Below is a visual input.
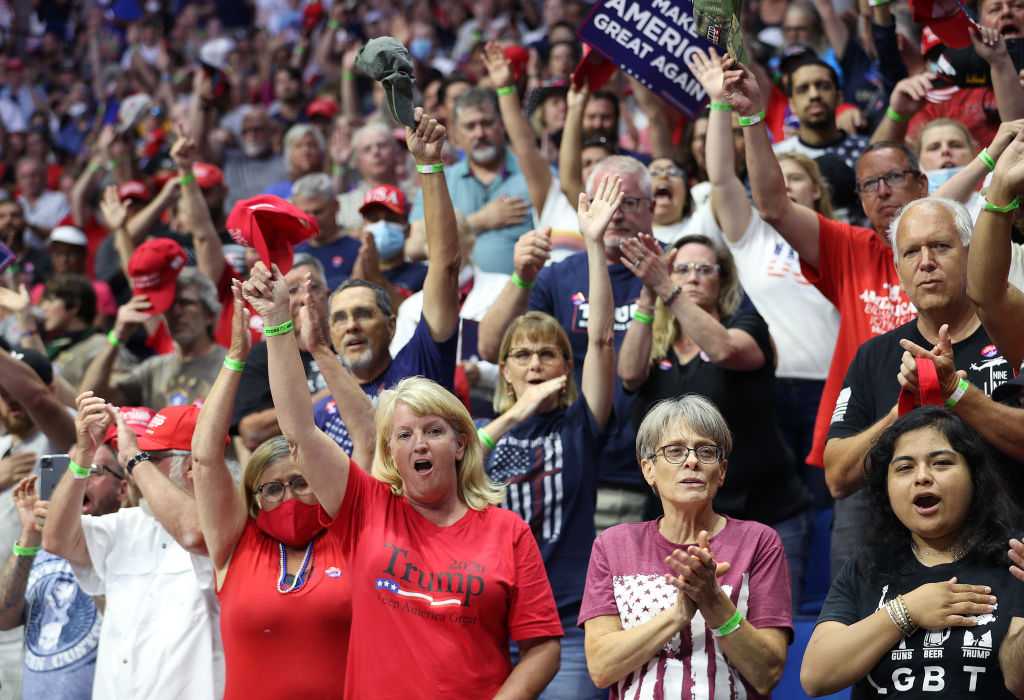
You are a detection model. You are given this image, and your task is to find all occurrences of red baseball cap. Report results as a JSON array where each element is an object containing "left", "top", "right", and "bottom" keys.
[
  {"left": 503, "top": 45, "right": 529, "bottom": 82},
  {"left": 104, "top": 406, "right": 157, "bottom": 451},
  {"left": 306, "top": 97, "right": 339, "bottom": 119},
  {"left": 572, "top": 43, "right": 617, "bottom": 92},
  {"left": 192, "top": 162, "right": 224, "bottom": 189},
  {"left": 118, "top": 180, "right": 152, "bottom": 202},
  {"left": 127, "top": 238, "right": 189, "bottom": 315},
  {"left": 226, "top": 194, "right": 319, "bottom": 273},
  {"left": 911, "top": 0, "right": 976, "bottom": 50},
  {"left": 137, "top": 405, "right": 200, "bottom": 451},
  {"left": 359, "top": 184, "right": 408, "bottom": 217}
]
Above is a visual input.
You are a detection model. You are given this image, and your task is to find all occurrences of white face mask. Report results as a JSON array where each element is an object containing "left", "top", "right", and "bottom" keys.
[{"left": 925, "top": 166, "right": 964, "bottom": 193}]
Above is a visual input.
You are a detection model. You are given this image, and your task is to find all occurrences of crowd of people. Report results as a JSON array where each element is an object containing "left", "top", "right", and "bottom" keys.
[{"left": 0, "top": 0, "right": 1023, "bottom": 698}]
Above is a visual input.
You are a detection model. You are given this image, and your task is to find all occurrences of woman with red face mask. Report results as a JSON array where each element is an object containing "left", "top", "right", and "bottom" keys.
[{"left": 190, "top": 279, "right": 374, "bottom": 699}]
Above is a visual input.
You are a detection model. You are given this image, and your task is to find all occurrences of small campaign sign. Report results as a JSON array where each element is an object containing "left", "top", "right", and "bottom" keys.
[{"left": 579, "top": 0, "right": 715, "bottom": 117}]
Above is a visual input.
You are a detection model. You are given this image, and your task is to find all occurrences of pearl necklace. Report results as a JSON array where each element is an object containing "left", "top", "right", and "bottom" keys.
[{"left": 276, "top": 541, "right": 314, "bottom": 594}]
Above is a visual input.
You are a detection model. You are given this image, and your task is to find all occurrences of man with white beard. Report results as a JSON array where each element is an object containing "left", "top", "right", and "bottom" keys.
[
  {"left": 217, "top": 107, "right": 290, "bottom": 208},
  {"left": 408, "top": 88, "right": 533, "bottom": 274}
]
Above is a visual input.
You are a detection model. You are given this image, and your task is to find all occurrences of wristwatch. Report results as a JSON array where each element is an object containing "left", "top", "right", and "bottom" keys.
[{"left": 124, "top": 451, "right": 153, "bottom": 476}]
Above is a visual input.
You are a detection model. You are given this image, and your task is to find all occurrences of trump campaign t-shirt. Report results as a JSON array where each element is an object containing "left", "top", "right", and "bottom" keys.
[
  {"left": 313, "top": 316, "right": 457, "bottom": 454},
  {"left": 802, "top": 214, "right": 916, "bottom": 466},
  {"left": 578, "top": 518, "right": 792, "bottom": 700},
  {"left": 336, "top": 465, "right": 563, "bottom": 699}
]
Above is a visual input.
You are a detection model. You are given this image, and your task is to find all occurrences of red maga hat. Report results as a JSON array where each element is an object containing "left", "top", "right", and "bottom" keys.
[
  {"left": 911, "top": 0, "right": 976, "bottom": 50},
  {"left": 192, "top": 162, "right": 225, "bottom": 189},
  {"left": 127, "top": 238, "right": 189, "bottom": 315},
  {"left": 137, "top": 405, "right": 200, "bottom": 452},
  {"left": 118, "top": 180, "right": 152, "bottom": 202},
  {"left": 503, "top": 45, "right": 529, "bottom": 82},
  {"left": 226, "top": 194, "right": 319, "bottom": 273},
  {"left": 104, "top": 406, "right": 157, "bottom": 451},
  {"left": 306, "top": 97, "right": 339, "bottom": 119},
  {"left": 359, "top": 184, "right": 408, "bottom": 217}
]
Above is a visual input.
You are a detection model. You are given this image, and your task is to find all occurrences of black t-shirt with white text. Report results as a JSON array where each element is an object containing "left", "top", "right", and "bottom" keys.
[{"left": 819, "top": 555, "right": 1024, "bottom": 698}]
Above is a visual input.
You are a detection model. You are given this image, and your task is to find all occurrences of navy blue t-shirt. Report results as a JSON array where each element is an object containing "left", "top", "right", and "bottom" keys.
[
  {"left": 529, "top": 253, "right": 644, "bottom": 486},
  {"left": 313, "top": 316, "right": 458, "bottom": 452},
  {"left": 384, "top": 260, "right": 428, "bottom": 296},
  {"left": 482, "top": 396, "right": 605, "bottom": 620},
  {"left": 294, "top": 235, "right": 362, "bottom": 291}
]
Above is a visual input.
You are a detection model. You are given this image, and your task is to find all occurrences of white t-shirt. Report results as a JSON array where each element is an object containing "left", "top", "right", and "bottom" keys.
[
  {"left": 391, "top": 266, "right": 508, "bottom": 402},
  {"left": 536, "top": 178, "right": 582, "bottom": 264},
  {"left": 721, "top": 208, "right": 840, "bottom": 380},
  {"left": 71, "top": 507, "right": 224, "bottom": 700},
  {"left": 653, "top": 201, "right": 725, "bottom": 246},
  {"left": 963, "top": 191, "right": 1024, "bottom": 290}
]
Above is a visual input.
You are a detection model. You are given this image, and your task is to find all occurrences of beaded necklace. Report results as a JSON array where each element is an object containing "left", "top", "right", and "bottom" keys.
[{"left": 276, "top": 541, "right": 314, "bottom": 594}]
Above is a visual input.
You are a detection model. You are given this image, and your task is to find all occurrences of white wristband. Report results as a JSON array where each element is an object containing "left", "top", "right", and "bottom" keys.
[{"left": 945, "top": 378, "right": 970, "bottom": 409}]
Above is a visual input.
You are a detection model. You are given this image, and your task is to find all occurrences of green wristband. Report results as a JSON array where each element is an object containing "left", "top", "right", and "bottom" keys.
[
  {"left": 885, "top": 106, "right": 907, "bottom": 123},
  {"left": 983, "top": 195, "right": 1022, "bottom": 213},
  {"left": 496, "top": 86, "right": 516, "bottom": 97},
  {"left": 632, "top": 310, "right": 654, "bottom": 325},
  {"left": 416, "top": 163, "right": 444, "bottom": 174},
  {"left": 709, "top": 101, "right": 732, "bottom": 112},
  {"left": 477, "top": 428, "right": 497, "bottom": 450},
  {"left": 712, "top": 609, "right": 744, "bottom": 637},
  {"left": 223, "top": 357, "right": 246, "bottom": 373},
  {"left": 945, "top": 377, "right": 970, "bottom": 408},
  {"left": 737, "top": 110, "right": 764, "bottom": 127},
  {"left": 978, "top": 148, "right": 996, "bottom": 172},
  {"left": 12, "top": 542, "right": 39, "bottom": 557},
  {"left": 107, "top": 330, "right": 120, "bottom": 347},
  {"left": 263, "top": 320, "right": 295, "bottom": 337},
  {"left": 68, "top": 459, "right": 91, "bottom": 480},
  {"left": 328, "top": 19, "right": 340, "bottom": 30},
  {"left": 342, "top": 70, "right": 355, "bottom": 81},
  {"left": 179, "top": 172, "right": 196, "bottom": 186},
  {"left": 511, "top": 272, "right": 533, "bottom": 290}
]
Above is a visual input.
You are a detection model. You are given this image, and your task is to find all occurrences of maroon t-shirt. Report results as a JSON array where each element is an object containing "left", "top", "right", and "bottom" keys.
[{"left": 578, "top": 517, "right": 793, "bottom": 699}]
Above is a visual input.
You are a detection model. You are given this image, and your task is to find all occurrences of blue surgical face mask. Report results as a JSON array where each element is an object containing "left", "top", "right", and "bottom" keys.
[
  {"left": 410, "top": 37, "right": 433, "bottom": 62},
  {"left": 367, "top": 220, "right": 406, "bottom": 260},
  {"left": 925, "top": 166, "right": 964, "bottom": 194}
]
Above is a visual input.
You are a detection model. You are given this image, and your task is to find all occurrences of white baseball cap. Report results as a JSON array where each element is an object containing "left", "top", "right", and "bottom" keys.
[{"left": 48, "top": 226, "right": 88, "bottom": 247}]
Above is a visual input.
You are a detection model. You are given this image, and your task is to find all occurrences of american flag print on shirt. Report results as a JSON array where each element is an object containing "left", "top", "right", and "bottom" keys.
[
  {"left": 610, "top": 573, "right": 753, "bottom": 699},
  {"left": 489, "top": 433, "right": 565, "bottom": 544}
]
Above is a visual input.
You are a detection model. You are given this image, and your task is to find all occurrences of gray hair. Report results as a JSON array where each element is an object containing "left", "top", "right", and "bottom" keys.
[
  {"left": 284, "top": 124, "right": 326, "bottom": 163},
  {"left": 177, "top": 267, "right": 222, "bottom": 317},
  {"left": 291, "top": 252, "right": 326, "bottom": 281},
  {"left": 168, "top": 453, "right": 191, "bottom": 488},
  {"left": 452, "top": 87, "right": 499, "bottom": 127},
  {"left": 887, "top": 196, "right": 973, "bottom": 264},
  {"left": 292, "top": 172, "right": 335, "bottom": 201},
  {"left": 329, "top": 278, "right": 394, "bottom": 318},
  {"left": 635, "top": 395, "right": 733, "bottom": 464},
  {"left": 587, "top": 155, "right": 652, "bottom": 198},
  {"left": 352, "top": 121, "right": 394, "bottom": 150}
]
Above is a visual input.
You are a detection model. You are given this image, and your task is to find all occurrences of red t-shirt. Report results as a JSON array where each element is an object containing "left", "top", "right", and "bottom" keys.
[
  {"left": 800, "top": 214, "right": 916, "bottom": 466},
  {"left": 907, "top": 87, "right": 999, "bottom": 151},
  {"left": 217, "top": 518, "right": 351, "bottom": 699},
  {"left": 337, "top": 465, "right": 562, "bottom": 699}
]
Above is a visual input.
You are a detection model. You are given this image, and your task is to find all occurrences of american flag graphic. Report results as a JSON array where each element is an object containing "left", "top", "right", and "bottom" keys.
[
  {"left": 375, "top": 578, "right": 461, "bottom": 607},
  {"left": 609, "top": 573, "right": 752, "bottom": 699},
  {"left": 490, "top": 434, "right": 565, "bottom": 544}
]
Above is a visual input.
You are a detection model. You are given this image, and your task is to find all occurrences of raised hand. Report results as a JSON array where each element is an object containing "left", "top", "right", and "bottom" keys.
[
  {"left": 991, "top": 128, "right": 1024, "bottom": 198},
  {"left": 73, "top": 391, "right": 112, "bottom": 462},
  {"left": 721, "top": 60, "right": 762, "bottom": 115},
  {"left": 1010, "top": 538, "right": 1024, "bottom": 582},
  {"left": 688, "top": 47, "right": 728, "bottom": 102},
  {"left": 508, "top": 375, "right": 567, "bottom": 422},
  {"left": 170, "top": 122, "right": 198, "bottom": 171},
  {"left": 970, "top": 24, "right": 1009, "bottom": 65},
  {"left": 100, "top": 185, "right": 129, "bottom": 231},
  {"left": 228, "top": 279, "right": 251, "bottom": 362},
  {"left": 578, "top": 175, "right": 624, "bottom": 244},
  {"left": 242, "top": 262, "right": 290, "bottom": 326},
  {"left": 13, "top": 475, "right": 40, "bottom": 534},
  {"left": 902, "top": 577, "right": 997, "bottom": 630},
  {"left": 889, "top": 73, "right": 936, "bottom": 119},
  {"left": 297, "top": 273, "right": 331, "bottom": 353},
  {"left": 898, "top": 324, "right": 964, "bottom": 398},
  {"left": 0, "top": 284, "right": 30, "bottom": 315},
  {"left": 512, "top": 227, "right": 552, "bottom": 284},
  {"left": 621, "top": 235, "right": 673, "bottom": 297},
  {"left": 482, "top": 41, "right": 514, "bottom": 88},
  {"left": 405, "top": 107, "right": 446, "bottom": 164},
  {"left": 0, "top": 453, "right": 36, "bottom": 493},
  {"left": 567, "top": 81, "right": 589, "bottom": 112}
]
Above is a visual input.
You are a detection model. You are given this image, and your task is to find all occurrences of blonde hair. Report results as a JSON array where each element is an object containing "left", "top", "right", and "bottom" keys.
[
  {"left": 778, "top": 152, "right": 834, "bottom": 219},
  {"left": 493, "top": 311, "right": 577, "bottom": 414},
  {"left": 242, "top": 436, "right": 293, "bottom": 518},
  {"left": 916, "top": 118, "right": 977, "bottom": 159},
  {"left": 374, "top": 377, "right": 504, "bottom": 510},
  {"left": 650, "top": 235, "right": 744, "bottom": 363}
]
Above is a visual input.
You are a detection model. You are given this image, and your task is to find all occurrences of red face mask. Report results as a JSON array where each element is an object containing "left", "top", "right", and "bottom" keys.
[{"left": 255, "top": 498, "right": 330, "bottom": 548}]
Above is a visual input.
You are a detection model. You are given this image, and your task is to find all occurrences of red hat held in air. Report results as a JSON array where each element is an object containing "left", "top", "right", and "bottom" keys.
[{"left": 227, "top": 194, "right": 319, "bottom": 273}]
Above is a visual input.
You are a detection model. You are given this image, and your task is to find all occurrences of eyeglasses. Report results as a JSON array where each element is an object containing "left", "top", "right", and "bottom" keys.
[
  {"left": 619, "top": 196, "right": 652, "bottom": 212},
  {"left": 672, "top": 262, "right": 720, "bottom": 278},
  {"left": 856, "top": 169, "right": 919, "bottom": 195},
  {"left": 89, "top": 464, "right": 126, "bottom": 480},
  {"left": 651, "top": 444, "right": 723, "bottom": 464},
  {"left": 649, "top": 166, "right": 684, "bottom": 179},
  {"left": 506, "top": 347, "right": 564, "bottom": 366},
  {"left": 255, "top": 475, "right": 312, "bottom": 503}
]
